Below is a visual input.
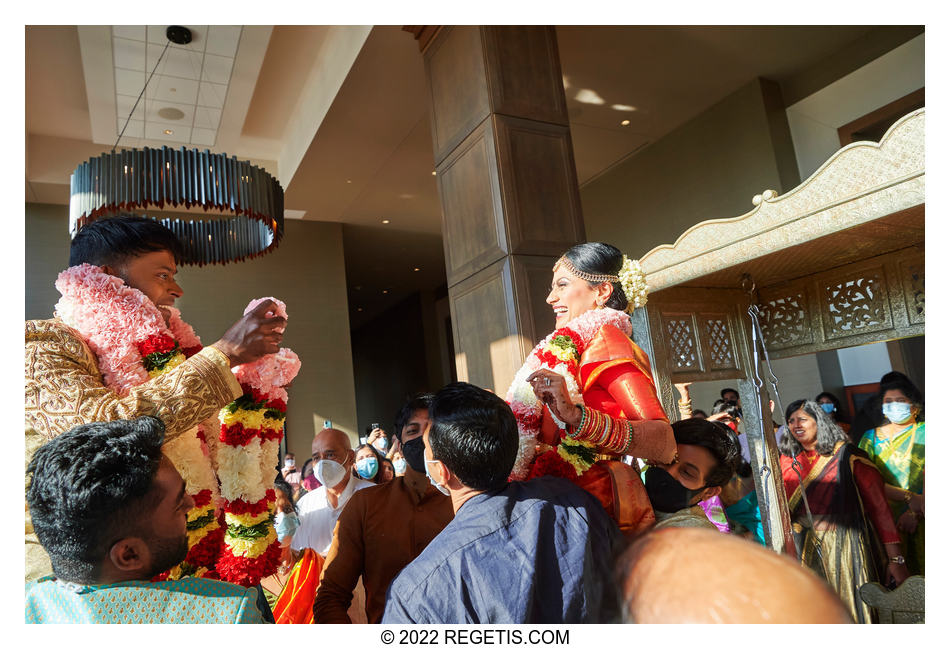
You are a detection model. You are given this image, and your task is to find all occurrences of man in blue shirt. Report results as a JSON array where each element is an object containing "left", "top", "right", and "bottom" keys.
[
  {"left": 382, "top": 382, "right": 622, "bottom": 623},
  {"left": 25, "top": 416, "right": 264, "bottom": 623}
]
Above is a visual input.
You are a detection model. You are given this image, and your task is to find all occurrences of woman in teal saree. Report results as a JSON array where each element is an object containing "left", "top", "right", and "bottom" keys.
[{"left": 858, "top": 375, "right": 925, "bottom": 575}]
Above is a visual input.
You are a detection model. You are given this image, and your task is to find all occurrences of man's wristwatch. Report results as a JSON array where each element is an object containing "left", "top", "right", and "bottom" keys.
[{"left": 889, "top": 555, "right": 906, "bottom": 565}]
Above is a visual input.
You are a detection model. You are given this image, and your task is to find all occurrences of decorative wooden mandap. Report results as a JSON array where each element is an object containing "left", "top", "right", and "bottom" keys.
[{"left": 631, "top": 108, "right": 925, "bottom": 553}]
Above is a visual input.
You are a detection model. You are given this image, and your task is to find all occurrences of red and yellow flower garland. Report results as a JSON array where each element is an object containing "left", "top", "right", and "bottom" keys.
[
  {"left": 214, "top": 388, "right": 283, "bottom": 586},
  {"left": 213, "top": 299, "right": 300, "bottom": 588}
]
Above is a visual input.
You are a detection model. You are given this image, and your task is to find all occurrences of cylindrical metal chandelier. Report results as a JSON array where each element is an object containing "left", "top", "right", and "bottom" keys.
[
  {"left": 69, "top": 146, "right": 284, "bottom": 266},
  {"left": 68, "top": 25, "right": 285, "bottom": 266}
]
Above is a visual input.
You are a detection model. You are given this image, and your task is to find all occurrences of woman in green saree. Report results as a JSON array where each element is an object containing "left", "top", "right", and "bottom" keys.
[{"left": 858, "top": 375, "right": 925, "bottom": 574}]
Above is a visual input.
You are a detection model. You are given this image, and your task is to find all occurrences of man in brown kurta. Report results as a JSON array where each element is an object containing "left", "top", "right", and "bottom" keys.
[{"left": 313, "top": 395, "right": 454, "bottom": 623}]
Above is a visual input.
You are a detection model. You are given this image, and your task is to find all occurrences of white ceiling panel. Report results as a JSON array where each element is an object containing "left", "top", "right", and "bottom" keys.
[
  {"left": 115, "top": 68, "right": 145, "bottom": 95},
  {"left": 115, "top": 94, "right": 146, "bottom": 121},
  {"left": 197, "top": 81, "right": 228, "bottom": 108},
  {"left": 147, "top": 75, "right": 200, "bottom": 105},
  {"left": 113, "top": 37, "right": 145, "bottom": 71},
  {"left": 193, "top": 106, "right": 221, "bottom": 130},
  {"left": 112, "top": 25, "right": 145, "bottom": 41},
  {"left": 205, "top": 26, "right": 242, "bottom": 57},
  {"left": 201, "top": 54, "right": 234, "bottom": 85},
  {"left": 116, "top": 118, "right": 145, "bottom": 139},
  {"left": 190, "top": 128, "right": 217, "bottom": 147},
  {"left": 147, "top": 45, "right": 204, "bottom": 80}
]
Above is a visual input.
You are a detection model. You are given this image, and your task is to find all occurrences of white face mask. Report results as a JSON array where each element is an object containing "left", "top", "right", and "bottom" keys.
[
  {"left": 284, "top": 458, "right": 295, "bottom": 468},
  {"left": 373, "top": 437, "right": 388, "bottom": 451},
  {"left": 424, "top": 458, "right": 451, "bottom": 496},
  {"left": 315, "top": 459, "right": 347, "bottom": 489}
]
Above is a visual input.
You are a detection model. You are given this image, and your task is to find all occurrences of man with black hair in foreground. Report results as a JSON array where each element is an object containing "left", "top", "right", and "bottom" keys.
[
  {"left": 382, "top": 382, "right": 621, "bottom": 623},
  {"left": 643, "top": 417, "right": 743, "bottom": 530},
  {"left": 25, "top": 416, "right": 264, "bottom": 623}
]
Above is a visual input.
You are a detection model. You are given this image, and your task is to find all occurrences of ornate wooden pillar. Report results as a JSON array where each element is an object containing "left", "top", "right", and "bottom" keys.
[{"left": 408, "top": 26, "right": 585, "bottom": 393}]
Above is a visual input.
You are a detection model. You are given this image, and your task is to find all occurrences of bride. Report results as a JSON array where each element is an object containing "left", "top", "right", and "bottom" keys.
[{"left": 505, "top": 242, "right": 676, "bottom": 534}]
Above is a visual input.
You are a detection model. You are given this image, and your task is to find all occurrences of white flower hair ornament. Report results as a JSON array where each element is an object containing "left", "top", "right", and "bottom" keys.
[{"left": 619, "top": 255, "right": 648, "bottom": 311}]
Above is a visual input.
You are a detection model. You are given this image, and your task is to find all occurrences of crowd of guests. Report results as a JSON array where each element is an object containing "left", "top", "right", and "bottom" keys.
[
  {"left": 23, "top": 217, "right": 924, "bottom": 624},
  {"left": 674, "top": 373, "right": 926, "bottom": 623},
  {"left": 26, "top": 372, "right": 923, "bottom": 624}
]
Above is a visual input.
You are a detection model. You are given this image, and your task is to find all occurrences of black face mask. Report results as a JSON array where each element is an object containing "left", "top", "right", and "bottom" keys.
[
  {"left": 644, "top": 466, "right": 707, "bottom": 514},
  {"left": 401, "top": 436, "right": 426, "bottom": 474}
]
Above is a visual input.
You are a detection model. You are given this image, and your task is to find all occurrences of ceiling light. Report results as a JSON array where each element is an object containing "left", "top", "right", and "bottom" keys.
[
  {"left": 574, "top": 89, "right": 605, "bottom": 105},
  {"left": 158, "top": 107, "right": 185, "bottom": 121},
  {"left": 357, "top": 307, "right": 363, "bottom": 312},
  {"left": 69, "top": 25, "right": 284, "bottom": 267},
  {"left": 382, "top": 219, "right": 390, "bottom": 224},
  {"left": 346, "top": 179, "right": 352, "bottom": 184},
  {"left": 431, "top": 171, "right": 437, "bottom": 176},
  {"left": 413, "top": 267, "right": 420, "bottom": 272},
  {"left": 611, "top": 104, "right": 637, "bottom": 112},
  {"left": 620, "top": 120, "right": 630, "bottom": 127},
  {"left": 382, "top": 290, "right": 388, "bottom": 294}
]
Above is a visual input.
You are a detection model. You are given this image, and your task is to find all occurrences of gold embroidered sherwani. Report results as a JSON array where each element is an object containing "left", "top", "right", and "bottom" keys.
[{"left": 25, "top": 318, "right": 242, "bottom": 581}]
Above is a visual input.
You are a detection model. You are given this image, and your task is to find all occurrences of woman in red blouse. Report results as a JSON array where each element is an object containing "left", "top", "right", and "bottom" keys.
[{"left": 780, "top": 399, "right": 909, "bottom": 623}]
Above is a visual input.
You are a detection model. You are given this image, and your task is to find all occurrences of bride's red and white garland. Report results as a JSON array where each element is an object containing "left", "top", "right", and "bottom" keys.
[
  {"left": 504, "top": 307, "right": 633, "bottom": 480},
  {"left": 213, "top": 298, "right": 301, "bottom": 587},
  {"left": 55, "top": 264, "right": 222, "bottom": 579}
]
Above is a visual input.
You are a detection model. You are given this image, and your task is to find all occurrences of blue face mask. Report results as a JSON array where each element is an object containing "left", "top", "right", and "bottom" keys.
[
  {"left": 356, "top": 457, "right": 378, "bottom": 480},
  {"left": 820, "top": 403, "right": 835, "bottom": 414},
  {"left": 425, "top": 457, "right": 451, "bottom": 496},
  {"left": 393, "top": 458, "right": 407, "bottom": 474},
  {"left": 883, "top": 402, "right": 914, "bottom": 424}
]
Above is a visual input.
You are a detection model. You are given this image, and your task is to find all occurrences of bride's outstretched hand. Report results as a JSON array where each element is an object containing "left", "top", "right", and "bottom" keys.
[{"left": 527, "top": 369, "right": 582, "bottom": 427}]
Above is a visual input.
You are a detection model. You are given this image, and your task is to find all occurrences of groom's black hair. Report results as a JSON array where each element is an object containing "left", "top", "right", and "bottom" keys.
[{"left": 70, "top": 214, "right": 185, "bottom": 267}]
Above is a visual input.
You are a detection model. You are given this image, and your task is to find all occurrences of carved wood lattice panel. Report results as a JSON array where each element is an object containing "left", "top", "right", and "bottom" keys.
[
  {"left": 703, "top": 316, "right": 737, "bottom": 370},
  {"left": 822, "top": 268, "right": 891, "bottom": 339},
  {"left": 663, "top": 315, "right": 700, "bottom": 372},
  {"left": 901, "top": 260, "right": 925, "bottom": 325},
  {"left": 759, "top": 290, "right": 812, "bottom": 349}
]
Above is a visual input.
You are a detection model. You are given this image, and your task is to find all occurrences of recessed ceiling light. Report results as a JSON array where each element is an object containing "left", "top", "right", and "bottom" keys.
[
  {"left": 413, "top": 267, "right": 420, "bottom": 272},
  {"left": 383, "top": 289, "right": 388, "bottom": 294},
  {"left": 346, "top": 179, "right": 352, "bottom": 184},
  {"left": 382, "top": 219, "right": 390, "bottom": 224},
  {"left": 164, "top": 129, "right": 173, "bottom": 135},
  {"left": 620, "top": 120, "right": 630, "bottom": 126},
  {"left": 357, "top": 307, "right": 363, "bottom": 312},
  {"left": 431, "top": 171, "right": 436, "bottom": 176},
  {"left": 158, "top": 107, "right": 185, "bottom": 121}
]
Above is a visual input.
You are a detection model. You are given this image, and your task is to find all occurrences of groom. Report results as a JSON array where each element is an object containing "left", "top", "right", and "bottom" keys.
[{"left": 25, "top": 215, "right": 285, "bottom": 581}]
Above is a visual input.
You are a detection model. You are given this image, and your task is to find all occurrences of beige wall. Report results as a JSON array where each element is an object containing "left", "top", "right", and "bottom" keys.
[
  {"left": 25, "top": 203, "right": 358, "bottom": 463},
  {"left": 580, "top": 78, "right": 799, "bottom": 259}
]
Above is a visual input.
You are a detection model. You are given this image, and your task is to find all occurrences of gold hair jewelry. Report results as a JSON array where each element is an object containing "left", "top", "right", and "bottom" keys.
[
  {"left": 555, "top": 253, "right": 650, "bottom": 312},
  {"left": 554, "top": 255, "right": 619, "bottom": 284}
]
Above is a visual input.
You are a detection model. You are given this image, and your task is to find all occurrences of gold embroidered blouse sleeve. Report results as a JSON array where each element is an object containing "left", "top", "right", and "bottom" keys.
[{"left": 25, "top": 319, "right": 242, "bottom": 444}]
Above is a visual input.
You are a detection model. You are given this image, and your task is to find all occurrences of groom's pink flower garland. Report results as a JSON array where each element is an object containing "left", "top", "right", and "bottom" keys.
[
  {"left": 213, "top": 299, "right": 301, "bottom": 587},
  {"left": 54, "top": 264, "right": 222, "bottom": 579},
  {"left": 504, "top": 307, "right": 632, "bottom": 480}
]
